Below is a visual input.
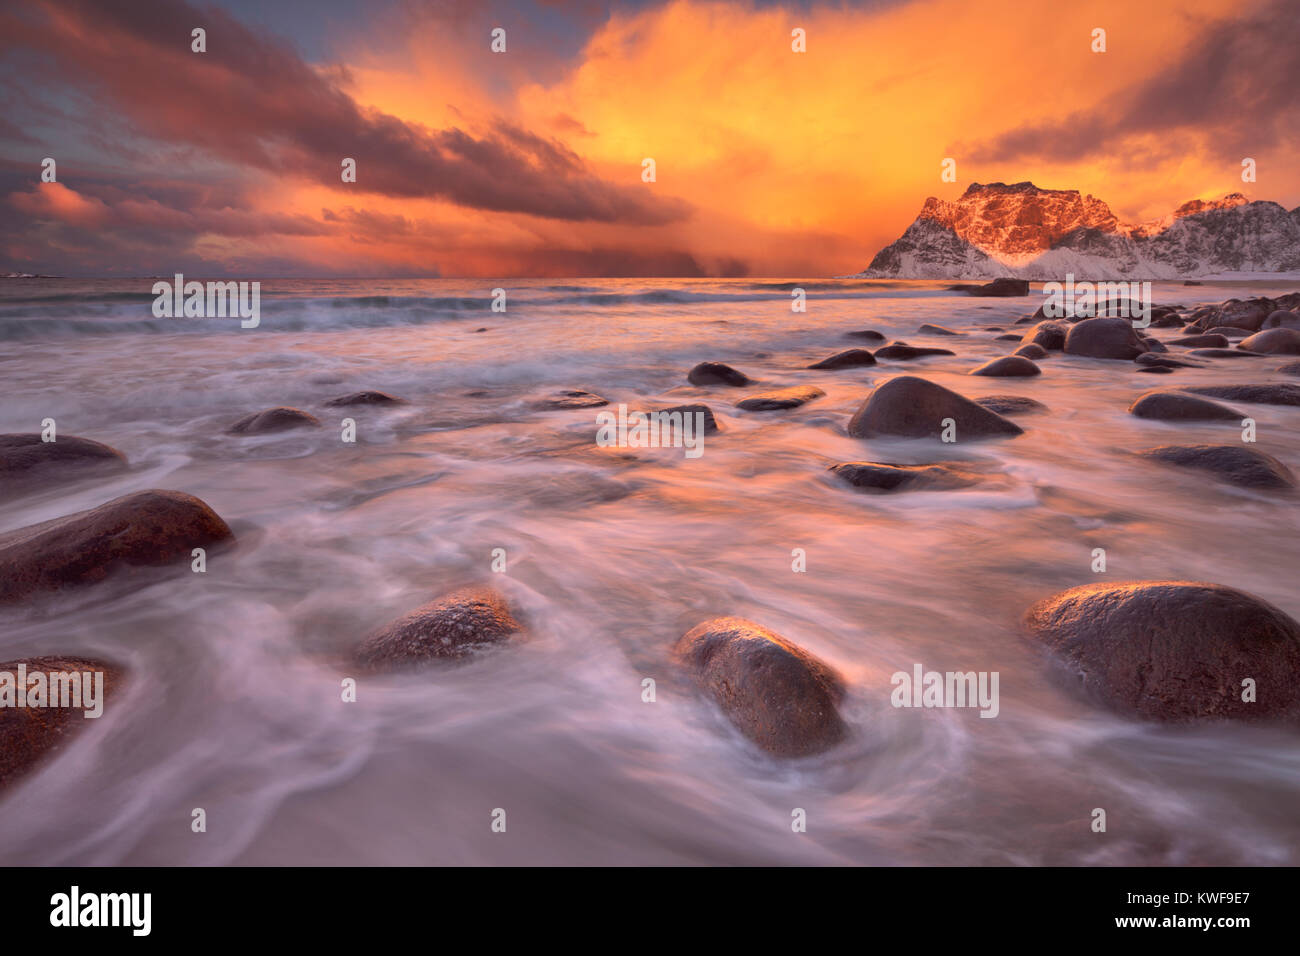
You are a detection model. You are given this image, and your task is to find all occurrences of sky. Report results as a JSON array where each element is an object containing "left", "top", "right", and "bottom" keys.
[{"left": 1, "top": 0, "right": 1297, "bottom": 278}]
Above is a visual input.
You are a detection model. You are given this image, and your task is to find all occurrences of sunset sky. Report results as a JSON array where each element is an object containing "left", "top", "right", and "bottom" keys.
[{"left": 1, "top": 0, "right": 1297, "bottom": 277}]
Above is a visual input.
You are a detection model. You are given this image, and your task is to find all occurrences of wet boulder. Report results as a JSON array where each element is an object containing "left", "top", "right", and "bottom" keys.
[
  {"left": 1139, "top": 444, "right": 1294, "bottom": 489},
  {"left": 1063, "top": 317, "right": 1146, "bottom": 360},
  {"left": 848, "top": 376, "right": 1022, "bottom": 440},
  {"left": 1019, "top": 320, "right": 1069, "bottom": 351},
  {"left": 874, "top": 343, "right": 955, "bottom": 360},
  {"left": 675, "top": 617, "right": 846, "bottom": 757},
  {"left": 0, "top": 490, "right": 234, "bottom": 604},
  {"left": 974, "top": 395, "right": 1047, "bottom": 415},
  {"left": 688, "top": 362, "right": 752, "bottom": 387},
  {"left": 228, "top": 407, "right": 321, "bottom": 434},
  {"left": 970, "top": 355, "right": 1040, "bottom": 377},
  {"left": 323, "top": 390, "right": 406, "bottom": 407},
  {"left": 0, "top": 656, "right": 127, "bottom": 790},
  {"left": 1184, "top": 384, "right": 1300, "bottom": 406},
  {"left": 1024, "top": 581, "right": 1300, "bottom": 720},
  {"left": 1262, "top": 310, "right": 1300, "bottom": 330},
  {"left": 1128, "top": 391, "right": 1241, "bottom": 422},
  {"left": 532, "top": 389, "right": 609, "bottom": 409},
  {"left": 1169, "top": 333, "right": 1230, "bottom": 348},
  {"left": 0, "top": 434, "right": 127, "bottom": 492},
  {"left": 355, "top": 587, "right": 523, "bottom": 670},
  {"left": 659, "top": 403, "right": 719, "bottom": 434},
  {"left": 1239, "top": 328, "right": 1300, "bottom": 355},
  {"left": 829, "top": 461, "right": 980, "bottom": 492},
  {"left": 808, "top": 348, "right": 876, "bottom": 369},
  {"left": 736, "top": 386, "right": 824, "bottom": 411},
  {"left": 1013, "top": 343, "right": 1048, "bottom": 360}
]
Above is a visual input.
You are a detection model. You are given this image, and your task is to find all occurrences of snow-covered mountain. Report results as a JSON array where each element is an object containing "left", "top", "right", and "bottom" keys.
[{"left": 855, "top": 182, "right": 1300, "bottom": 279}]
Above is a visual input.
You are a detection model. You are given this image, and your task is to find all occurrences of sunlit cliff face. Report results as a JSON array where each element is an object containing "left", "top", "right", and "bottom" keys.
[{"left": 1, "top": 0, "right": 1297, "bottom": 277}]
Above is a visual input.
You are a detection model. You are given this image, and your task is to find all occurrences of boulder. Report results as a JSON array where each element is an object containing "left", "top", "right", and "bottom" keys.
[
  {"left": 970, "top": 356, "right": 1040, "bottom": 377},
  {"left": 0, "top": 490, "right": 234, "bottom": 604},
  {"left": 847, "top": 376, "right": 1022, "bottom": 440},
  {"left": 0, "top": 656, "right": 126, "bottom": 790},
  {"left": 688, "top": 362, "right": 752, "bottom": 387},
  {"left": 659, "top": 403, "right": 719, "bottom": 434},
  {"left": 808, "top": 348, "right": 876, "bottom": 369},
  {"left": 355, "top": 587, "right": 523, "bottom": 670},
  {"left": 228, "top": 407, "right": 321, "bottom": 434},
  {"left": 1139, "top": 444, "right": 1294, "bottom": 489},
  {"left": 844, "top": 329, "right": 886, "bottom": 342},
  {"left": 0, "top": 434, "right": 127, "bottom": 491},
  {"left": 1024, "top": 581, "right": 1300, "bottom": 720},
  {"left": 1184, "top": 384, "right": 1300, "bottom": 406},
  {"left": 1063, "top": 317, "right": 1145, "bottom": 360},
  {"left": 1239, "top": 328, "right": 1300, "bottom": 355},
  {"left": 1188, "top": 348, "right": 1265, "bottom": 359},
  {"left": 1019, "top": 320, "right": 1069, "bottom": 351},
  {"left": 874, "top": 343, "right": 955, "bottom": 360},
  {"left": 736, "top": 386, "right": 824, "bottom": 411},
  {"left": 1013, "top": 344, "right": 1048, "bottom": 360},
  {"left": 1135, "top": 354, "right": 1202, "bottom": 369},
  {"left": 953, "top": 277, "right": 1030, "bottom": 297},
  {"left": 917, "top": 324, "right": 961, "bottom": 336},
  {"left": 1262, "top": 310, "right": 1300, "bottom": 330},
  {"left": 675, "top": 617, "right": 846, "bottom": 757},
  {"left": 1169, "top": 334, "right": 1230, "bottom": 348},
  {"left": 1128, "top": 391, "right": 1241, "bottom": 422}
]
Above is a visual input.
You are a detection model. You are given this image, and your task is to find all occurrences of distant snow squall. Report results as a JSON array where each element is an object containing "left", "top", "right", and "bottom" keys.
[{"left": 856, "top": 182, "right": 1300, "bottom": 279}]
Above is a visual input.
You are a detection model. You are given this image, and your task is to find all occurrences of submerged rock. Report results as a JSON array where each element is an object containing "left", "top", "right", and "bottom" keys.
[
  {"left": 355, "top": 587, "right": 523, "bottom": 670},
  {"left": 1169, "top": 333, "right": 1230, "bottom": 348},
  {"left": 1024, "top": 581, "right": 1300, "bottom": 720},
  {"left": 0, "top": 490, "right": 234, "bottom": 604},
  {"left": 659, "top": 403, "right": 719, "bottom": 434},
  {"left": 829, "top": 461, "right": 980, "bottom": 492},
  {"left": 688, "top": 362, "right": 752, "bottom": 387},
  {"left": 228, "top": 407, "right": 321, "bottom": 434},
  {"left": 970, "top": 355, "right": 1040, "bottom": 377},
  {"left": 1184, "top": 384, "right": 1300, "bottom": 406},
  {"left": 0, "top": 656, "right": 127, "bottom": 790},
  {"left": 1013, "top": 343, "right": 1048, "bottom": 360},
  {"left": 675, "top": 617, "right": 846, "bottom": 757},
  {"left": 1262, "top": 310, "right": 1300, "bottom": 330},
  {"left": 1135, "top": 353, "right": 1202, "bottom": 369},
  {"left": 0, "top": 434, "right": 127, "bottom": 491},
  {"left": 1139, "top": 444, "right": 1294, "bottom": 489},
  {"left": 532, "top": 389, "right": 609, "bottom": 409},
  {"left": 1188, "top": 347, "right": 1265, "bottom": 359},
  {"left": 844, "top": 329, "right": 886, "bottom": 342},
  {"left": 323, "top": 390, "right": 406, "bottom": 407},
  {"left": 736, "top": 386, "right": 825, "bottom": 411},
  {"left": 874, "top": 343, "right": 955, "bottom": 360},
  {"left": 848, "top": 376, "right": 1022, "bottom": 440},
  {"left": 808, "top": 348, "right": 876, "bottom": 369},
  {"left": 1128, "top": 391, "right": 1241, "bottom": 422},
  {"left": 917, "top": 323, "right": 961, "bottom": 336},
  {"left": 973, "top": 395, "right": 1048, "bottom": 415}
]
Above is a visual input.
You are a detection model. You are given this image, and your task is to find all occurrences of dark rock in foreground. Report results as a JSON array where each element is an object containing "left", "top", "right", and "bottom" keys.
[
  {"left": 808, "top": 348, "right": 876, "bottom": 369},
  {"left": 848, "top": 376, "right": 1023, "bottom": 440},
  {"left": 0, "top": 490, "right": 234, "bottom": 604},
  {"left": 1139, "top": 444, "right": 1294, "bottom": 489},
  {"left": 736, "top": 386, "right": 824, "bottom": 411},
  {"left": 1024, "top": 581, "right": 1300, "bottom": 720},
  {"left": 228, "top": 407, "right": 321, "bottom": 434},
  {"left": 0, "top": 434, "right": 127, "bottom": 491},
  {"left": 1128, "top": 391, "right": 1241, "bottom": 422},
  {"left": 0, "top": 656, "right": 126, "bottom": 790},
  {"left": 323, "top": 390, "right": 406, "bottom": 407},
  {"left": 974, "top": 395, "right": 1047, "bottom": 415},
  {"left": 675, "top": 617, "right": 845, "bottom": 757},
  {"left": 970, "top": 355, "right": 1040, "bottom": 377},
  {"left": 1239, "top": 328, "right": 1300, "bottom": 355},
  {"left": 829, "top": 461, "right": 980, "bottom": 492},
  {"left": 355, "top": 587, "right": 523, "bottom": 670}
]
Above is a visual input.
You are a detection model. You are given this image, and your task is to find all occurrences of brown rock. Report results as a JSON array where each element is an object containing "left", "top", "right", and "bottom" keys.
[
  {"left": 532, "top": 389, "right": 609, "bottom": 409},
  {"left": 0, "top": 656, "right": 126, "bottom": 790},
  {"left": 973, "top": 395, "right": 1047, "bottom": 415},
  {"left": 688, "top": 362, "right": 752, "bottom": 386},
  {"left": 0, "top": 434, "right": 127, "bottom": 491},
  {"left": 675, "top": 617, "right": 845, "bottom": 757},
  {"left": 0, "top": 490, "right": 234, "bottom": 604},
  {"left": 1239, "top": 328, "right": 1300, "bottom": 355},
  {"left": 829, "top": 461, "right": 980, "bottom": 492},
  {"left": 228, "top": 407, "right": 321, "bottom": 434},
  {"left": 1024, "top": 581, "right": 1300, "bottom": 720},
  {"left": 355, "top": 587, "right": 523, "bottom": 670},
  {"left": 848, "top": 376, "right": 1022, "bottom": 440},
  {"left": 1128, "top": 391, "right": 1241, "bottom": 422},
  {"left": 970, "top": 355, "right": 1040, "bottom": 377},
  {"left": 736, "top": 385, "right": 825, "bottom": 411},
  {"left": 1019, "top": 320, "right": 1069, "bottom": 351},
  {"left": 1063, "top": 317, "right": 1146, "bottom": 360},
  {"left": 1139, "top": 444, "right": 1294, "bottom": 489},
  {"left": 323, "top": 390, "right": 406, "bottom": 407}
]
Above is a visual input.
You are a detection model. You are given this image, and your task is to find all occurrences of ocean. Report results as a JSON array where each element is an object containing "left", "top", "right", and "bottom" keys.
[{"left": 2, "top": 276, "right": 1299, "bottom": 865}]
